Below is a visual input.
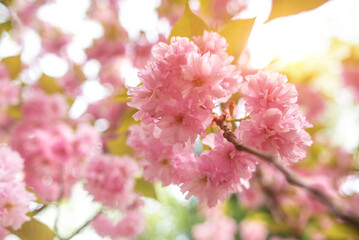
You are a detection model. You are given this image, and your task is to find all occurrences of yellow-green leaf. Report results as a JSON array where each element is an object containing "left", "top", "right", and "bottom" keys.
[
  {"left": 7, "top": 105, "right": 22, "bottom": 120},
  {"left": 134, "top": 178, "right": 157, "bottom": 199},
  {"left": 116, "top": 108, "right": 138, "bottom": 133},
  {"left": 168, "top": 1, "right": 209, "bottom": 43},
  {"left": 7, "top": 217, "right": 55, "bottom": 240},
  {"left": 106, "top": 134, "right": 134, "bottom": 156},
  {"left": 38, "top": 74, "right": 63, "bottom": 94},
  {"left": 267, "top": 0, "right": 328, "bottom": 22},
  {"left": 113, "top": 89, "right": 130, "bottom": 103},
  {"left": 219, "top": 18, "right": 255, "bottom": 61},
  {"left": 0, "top": 20, "right": 12, "bottom": 34},
  {"left": 2, "top": 55, "right": 21, "bottom": 79},
  {"left": 324, "top": 222, "right": 359, "bottom": 240}
]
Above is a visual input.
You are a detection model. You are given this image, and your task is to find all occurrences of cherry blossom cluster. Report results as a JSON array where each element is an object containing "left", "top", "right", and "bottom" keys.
[
  {"left": 238, "top": 71, "right": 313, "bottom": 164},
  {"left": 85, "top": 154, "right": 145, "bottom": 239},
  {"left": 129, "top": 31, "right": 241, "bottom": 149},
  {"left": 0, "top": 147, "right": 35, "bottom": 230},
  {"left": 128, "top": 34, "right": 314, "bottom": 208},
  {"left": 11, "top": 91, "right": 101, "bottom": 202}
]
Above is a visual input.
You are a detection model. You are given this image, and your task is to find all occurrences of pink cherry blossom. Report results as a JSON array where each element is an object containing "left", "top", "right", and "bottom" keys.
[
  {"left": 192, "top": 214, "right": 237, "bottom": 240},
  {"left": 92, "top": 210, "right": 145, "bottom": 239},
  {"left": 84, "top": 154, "right": 139, "bottom": 210},
  {"left": 0, "top": 182, "right": 35, "bottom": 230},
  {"left": 242, "top": 71, "right": 298, "bottom": 113},
  {"left": 239, "top": 108, "right": 312, "bottom": 164},
  {"left": 0, "top": 146, "right": 24, "bottom": 182},
  {"left": 239, "top": 220, "right": 268, "bottom": 240},
  {"left": 0, "top": 147, "right": 35, "bottom": 230},
  {"left": 0, "top": 227, "right": 9, "bottom": 239},
  {"left": 127, "top": 124, "right": 196, "bottom": 186},
  {"left": 296, "top": 84, "right": 326, "bottom": 123},
  {"left": 0, "top": 79, "right": 20, "bottom": 109},
  {"left": 21, "top": 92, "right": 68, "bottom": 123},
  {"left": 193, "top": 31, "right": 232, "bottom": 62}
]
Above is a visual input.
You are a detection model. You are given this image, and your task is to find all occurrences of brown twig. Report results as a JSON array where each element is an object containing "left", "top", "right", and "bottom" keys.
[{"left": 214, "top": 117, "right": 359, "bottom": 229}]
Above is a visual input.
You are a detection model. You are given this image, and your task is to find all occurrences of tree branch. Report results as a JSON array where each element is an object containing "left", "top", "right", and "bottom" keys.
[
  {"left": 214, "top": 118, "right": 359, "bottom": 229},
  {"left": 62, "top": 208, "right": 103, "bottom": 240}
]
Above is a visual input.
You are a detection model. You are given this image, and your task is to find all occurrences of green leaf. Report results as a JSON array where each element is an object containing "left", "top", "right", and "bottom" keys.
[
  {"left": 113, "top": 89, "right": 130, "bottom": 103},
  {"left": 106, "top": 134, "right": 134, "bottom": 156},
  {"left": 168, "top": 0, "right": 209, "bottom": 43},
  {"left": 134, "top": 178, "right": 157, "bottom": 199},
  {"left": 0, "top": 20, "right": 12, "bottom": 34},
  {"left": 7, "top": 217, "right": 55, "bottom": 240},
  {"left": 38, "top": 74, "right": 63, "bottom": 94},
  {"left": 219, "top": 18, "right": 255, "bottom": 61},
  {"left": 2, "top": 55, "right": 21, "bottom": 79},
  {"left": 324, "top": 222, "right": 359, "bottom": 240},
  {"left": 267, "top": 0, "right": 328, "bottom": 22}
]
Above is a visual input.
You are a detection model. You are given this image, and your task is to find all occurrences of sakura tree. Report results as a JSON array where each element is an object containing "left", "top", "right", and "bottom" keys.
[{"left": 0, "top": 0, "right": 359, "bottom": 239}]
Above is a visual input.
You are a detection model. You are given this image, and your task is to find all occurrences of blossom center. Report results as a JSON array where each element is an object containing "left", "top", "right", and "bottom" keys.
[
  {"left": 193, "top": 78, "right": 204, "bottom": 87},
  {"left": 176, "top": 115, "right": 184, "bottom": 124},
  {"left": 161, "top": 158, "right": 169, "bottom": 166},
  {"left": 5, "top": 202, "right": 14, "bottom": 210}
]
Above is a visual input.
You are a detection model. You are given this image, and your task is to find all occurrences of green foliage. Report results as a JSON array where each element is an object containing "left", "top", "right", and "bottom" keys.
[
  {"left": 106, "top": 133, "right": 134, "bottom": 156},
  {"left": 2, "top": 55, "right": 21, "bottom": 79},
  {"left": 168, "top": 1, "right": 209, "bottom": 43},
  {"left": 0, "top": 0, "right": 13, "bottom": 6},
  {"left": 219, "top": 18, "right": 256, "bottom": 62},
  {"left": 224, "top": 194, "right": 248, "bottom": 223},
  {"left": 0, "top": 20, "right": 11, "bottom": 34},
  {"left": 38, "top": 74, "right": 63, "bottom": 94},
  {"left": 106, "top": 108, "right": 138, "bottom": 156},
  {"left": 134, "top": 178, "right": 157, "bottom": 199},
  {"left": 114, "top": 89, "right": 130, "bottom": 103},
  {"left": 138, "top": 187, "right": 203, "bottom": 240},
  {"left": 7, "top": 218, "right": 55, "bottom": 240},
  {"left": 267, "top": 0, "right": 329, "bottom": 22},
  {"left": 324, "top": 222, "right": 359, "bottom": 240}
]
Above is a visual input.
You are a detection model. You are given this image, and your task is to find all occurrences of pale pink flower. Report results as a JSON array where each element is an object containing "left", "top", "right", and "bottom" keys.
[
  {"left": 201, "top": 131, "right": 257, "bottom": 192},
  {"left": 179, "top": 52, "right": 234, "bottom": 101},
  {"left": 92, "top": 210, "right": 145, "bottom": 239},
  {"left": 242, "top": 71, "right": 298, "bottom": 113},
  {"left": 239, "top": 220, "right": 268, "bottom": 240},
  {"left": 87, "top": 97, "right": 127, "bottom": 130},
  {"left": 0, "top": 227, "right": 9, "bottom": 239},
  {"left": 156, "top": 103, "right": 212, "bottom": 146},
  {"left": 11, "top": 122, "right": 85, "bottom": 201},
  {"left": 129, "top": 33, "right": 240, "bottom": 149},
  {"left": 193, "top": 31, "right": 232, "bottom": 62},
  {"left": 99, "top": 57, "right": 126, "bottom": 89},
  {"left": 115, "top": 210, "right": 146, "bottom": 238},
  {"left": 0, "top": 79, "right": 20, "bottom": 109},
  {"left": 73, "top": 123, "right": 101, "bottom": 159},
  {"left": 84, "top": 154, "right": 139, "bottom": 209},
  {"left": 192, "top": 215, "right": 237, "bottom": 240},
  {"left": 296, "top": 84, "right": 326, "bottom": 123},
  {"left": 180, "top": 156, "right": 230, "bottom": 207},
  {"left": 87, "top": 38, "right": 126, "bottom": 64},
  {"left": 127, "top": 124, "right": 196, "bottom": 185},
  {"left": 0, "top": 182, "right": 35, "bottom": 230},
  {"left": 22, "top": 92, "right": 68, "bottom": 123},
  {"left": 0, "top": 146, "right": 24, "bottom": 182},
  {"left": 239, "top": 108, "right": 312, "bottom": 164}
]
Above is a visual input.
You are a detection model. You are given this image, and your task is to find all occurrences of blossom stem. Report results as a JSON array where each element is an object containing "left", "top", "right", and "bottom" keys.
[
  {"left": 61, "top": 208, "right": 103, "bottom": 240},
  {"left": 225, "top": 116, "right": 250, "bottom": 122},
  {"left": 214, "top": 117, "right": 359, "bottom": 229}
]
